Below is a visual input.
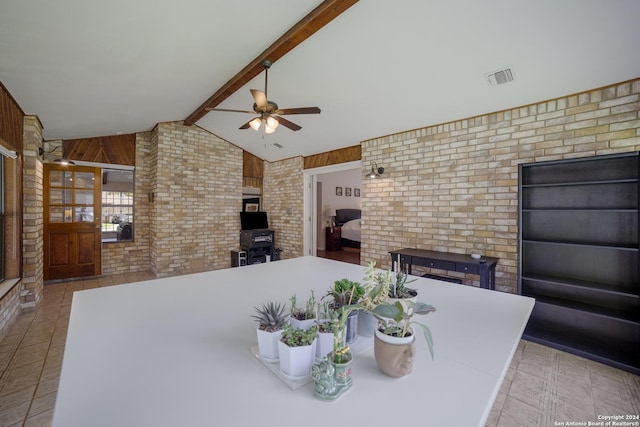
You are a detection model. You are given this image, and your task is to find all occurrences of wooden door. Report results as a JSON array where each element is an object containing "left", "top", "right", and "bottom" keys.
[{"left": 44, "top": 164, "right": 102, "bottom": 280}]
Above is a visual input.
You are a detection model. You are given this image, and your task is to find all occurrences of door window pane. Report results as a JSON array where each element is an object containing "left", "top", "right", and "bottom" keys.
[
  {"left": 75, "top": 207, "right": 94, "bottom": 222},
  {"left": 49, "top": 189, "right": 72, "bottom": 205},
  {"left": 74, "top": 172, "right": 95, "bottom": 189},
  {"left": 74, "top": 190, "right": 94, "bottom": 205}
]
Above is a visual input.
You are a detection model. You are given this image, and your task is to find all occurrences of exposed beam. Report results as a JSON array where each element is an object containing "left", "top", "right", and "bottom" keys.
[{"left": 183, "top": 0, "right": 359, "bottom": 126}]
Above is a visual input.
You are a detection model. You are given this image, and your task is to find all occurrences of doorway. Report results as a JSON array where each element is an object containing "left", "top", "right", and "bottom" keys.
[
  {"left": 44, "top": 164, "right": 102, "bottom": 280},
  {"left": 302, "top": 161, "right": 361, "bottom": 264}
]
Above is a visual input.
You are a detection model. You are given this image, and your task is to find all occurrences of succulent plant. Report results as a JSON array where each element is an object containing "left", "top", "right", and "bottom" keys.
[
  {"left": 251, "top": 301, "right": 287, "bottom": 333},
  {"left": 388, "top": 270, "right": 418, "bottom": 299},
  {"left": 281, "top": 323, "right": 318, "bottom": 347},
  {"left": 325, "top": 278, "right": 365, "bottom": 308},
  {"left": 290, "top": 291, "right": 317, "bottom": 320}
]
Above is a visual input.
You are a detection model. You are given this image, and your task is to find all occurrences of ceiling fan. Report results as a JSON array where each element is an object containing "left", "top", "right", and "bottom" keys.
[{"left": 207, "top": 59, "right": 321, "bottom": 133}]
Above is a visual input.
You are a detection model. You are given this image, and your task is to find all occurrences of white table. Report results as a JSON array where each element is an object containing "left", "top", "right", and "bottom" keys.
[{"left": 52, "top": 257, "right": 534, "bottom": 427}]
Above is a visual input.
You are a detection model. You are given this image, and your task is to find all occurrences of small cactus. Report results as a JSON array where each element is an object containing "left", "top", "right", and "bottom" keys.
[{"left": 252, "top": 301, "right": 287, "bottom": 332}]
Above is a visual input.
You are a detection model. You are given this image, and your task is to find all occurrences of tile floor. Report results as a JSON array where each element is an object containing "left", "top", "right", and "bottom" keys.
[{"left": 0, "top": 271, "right": 638, "bottom": 427}]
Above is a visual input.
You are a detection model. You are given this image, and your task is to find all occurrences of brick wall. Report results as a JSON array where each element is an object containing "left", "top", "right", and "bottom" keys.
[
  {"left": 263, "top": 157, "right": 304, "bottom": 259},
  {"left": 21, "top": 116, "right": 43, "bottom": 307},
  {"left": 102, "top": 131, "right": 152, "bottom": 274},
  {"left": 361, "top": 79, "right": 640, "bottom": 293},
  {"left": 149, "top": 122, "right": 242, "bottom": 277}
]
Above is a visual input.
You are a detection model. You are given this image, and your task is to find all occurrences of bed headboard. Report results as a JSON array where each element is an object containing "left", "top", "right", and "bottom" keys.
[{"left": 335, "top": 209, "right": 361, "bottom": 226}]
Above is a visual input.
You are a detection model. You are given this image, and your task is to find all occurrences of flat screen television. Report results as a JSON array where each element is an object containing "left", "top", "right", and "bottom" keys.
[{"left": 240, "top": 212, "right": 269, "bottom": 230}]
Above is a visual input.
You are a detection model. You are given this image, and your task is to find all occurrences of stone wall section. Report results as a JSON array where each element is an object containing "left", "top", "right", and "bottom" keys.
[
  {"left": 21, "top": 116, "right": 43, "bottom": 308},
  {"left": 101, "top": 132, "right": 152, "bottom": 274},
  {"left": 361, "top": 79, "right": 640, "bottom": 293},
  {"left": 150, "top": 122, "right": 242, "bottom": 277},
  {"left": 263, "top": 157, "right": 304, "bottom": 259}
]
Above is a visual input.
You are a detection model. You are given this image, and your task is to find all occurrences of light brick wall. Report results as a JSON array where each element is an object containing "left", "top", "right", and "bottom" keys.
[
  {"left": 149, "top": 122, "right": 242, "bottom": 277},
  {"left": 361, "top": 79, "right": 640, "bottom": 293},
  {"left": 21, "top": 116, "right": 43, "bottom": 307},
  {"left": 263, "top": 157, "right": 304, "bottom": 259},
  {"left": 102, "top": 132, "right": 152, "bottom": 274}
]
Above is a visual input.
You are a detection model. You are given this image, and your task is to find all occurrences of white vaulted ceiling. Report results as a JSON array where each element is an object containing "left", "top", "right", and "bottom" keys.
[{"left": 1, "top": 0, "right": 639, "bottom": 162}]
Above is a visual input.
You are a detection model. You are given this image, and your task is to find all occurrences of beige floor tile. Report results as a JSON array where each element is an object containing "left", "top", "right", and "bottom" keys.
[
  {"left": 24, "top": 408, "right": 53, "bottom": 427},
  {"left": 28, "top": 390, "right": 56, "bottom": 417},
  {"left": 0, "top": 400, "right": 30, "bottom": 426},
  {"left": 498, "top": 396, "right": 544, "bottom": 426},
  {"left": 1, "top": 361, "right": 44, "bottom": 396}
]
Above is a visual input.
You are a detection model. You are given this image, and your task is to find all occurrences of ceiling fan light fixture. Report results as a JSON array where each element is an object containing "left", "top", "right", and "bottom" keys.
[
  {"left": 265, "top": 116, "right": 279, "bottom": 129},
  {"left": 264, "top": 123, "right": 277, "bottom": 134},
  {"left": 249, "top": 117, "right": 262, "bottom": 131}
]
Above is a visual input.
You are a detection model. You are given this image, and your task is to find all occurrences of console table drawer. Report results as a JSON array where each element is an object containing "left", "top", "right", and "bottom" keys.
[
  {"left": 456, "top": 264, "right": 479, "bottom": 274},
  {"left": 413, "top": 258, "right": 456, "bottom": 271}
]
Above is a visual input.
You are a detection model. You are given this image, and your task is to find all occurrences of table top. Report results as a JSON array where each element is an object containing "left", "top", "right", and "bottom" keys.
[
  {"left": 390, "top": 247, "right": 500, "bottom": 266},
  {"left": 52, "top": 257, "right": 533, "bottom": 427}
]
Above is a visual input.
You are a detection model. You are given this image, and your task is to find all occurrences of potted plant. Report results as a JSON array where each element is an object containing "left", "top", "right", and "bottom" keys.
[
  {"left": 289, "top": 292, "right": 317, "bottom": 330},
  {"left": 371, "top": 299, "right": 436, "bottom": 378},
  {"left": 359, "top": 261, "right": 392, "bottom": 336},
  {"left": 324, "top": 279, "right": 365, "bottom": 344},
  {"left": 388, "top": 269, "right": 418, "bottom": 302},
  {"left": 311, "top": 303, "right": 354, "bottom": 401},
  {"left": 251, "top": 301, "right": 288, "bottom": 362},
  {"left": 278, "top": 323, "right": 318, "bottom": 380}
]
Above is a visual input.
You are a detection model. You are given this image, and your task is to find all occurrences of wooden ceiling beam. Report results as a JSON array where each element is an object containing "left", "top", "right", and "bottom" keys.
[{"left": 183, "top": 0, "right": 359, "bottom": 126}]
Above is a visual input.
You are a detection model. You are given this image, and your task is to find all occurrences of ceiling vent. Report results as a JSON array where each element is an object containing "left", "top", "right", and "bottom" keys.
[
  {"left": 272, "top": 142, "right": 283, "bottom": 149},
  {"left": 486, "top": 67, "right": 515, "bottom": 86}
]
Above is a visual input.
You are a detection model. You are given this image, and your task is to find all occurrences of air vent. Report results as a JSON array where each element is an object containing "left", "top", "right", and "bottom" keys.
[
  {"left": 486, "top": 67, "right": 515, "bottom": 86},
  {"left": 272, "top": 142, "right": 283, "bottom": 149}
]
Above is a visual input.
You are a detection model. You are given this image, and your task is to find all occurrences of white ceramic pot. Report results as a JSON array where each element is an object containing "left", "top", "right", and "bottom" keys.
[
  {"left": 256, "top": 327, "right": 283, "bottom": 362},
  {"left": 289, "top": 317, "right": 316, "bottom": 331},
  {"left": 278, "top": 338, "right": 317, "bottom": 380}
]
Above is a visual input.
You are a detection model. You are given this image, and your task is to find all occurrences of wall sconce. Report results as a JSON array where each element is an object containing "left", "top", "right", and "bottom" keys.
[
  {"left": 367, "top": 161, "right": 384, "bottom": 179},
  {"left": 38, "top": 145, "right": 75, "bottom": 165}
]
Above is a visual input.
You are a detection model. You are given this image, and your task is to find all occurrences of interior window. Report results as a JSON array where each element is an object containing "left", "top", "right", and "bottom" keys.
[{"left": 101, "top": 168, "right": 134, "bottom": 242}]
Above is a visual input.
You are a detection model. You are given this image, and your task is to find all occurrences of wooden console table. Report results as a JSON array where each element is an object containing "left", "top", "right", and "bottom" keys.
[{"left": 389, "top": 248, "right": 499, "bottom": 290}]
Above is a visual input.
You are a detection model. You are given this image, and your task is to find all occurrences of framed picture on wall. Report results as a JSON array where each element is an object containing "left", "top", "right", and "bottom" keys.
[
  {"left": 354, "top": 188, "right": 360, "bottom": 197},
  {"left": 336, "top": 186, "right": 343, "bottom": 196},
  {"left": 243, "top": 197, "right": 260, "bottom": 212},
  {"left": 345, "top": 187, "right": 352, "bottom": 196}
]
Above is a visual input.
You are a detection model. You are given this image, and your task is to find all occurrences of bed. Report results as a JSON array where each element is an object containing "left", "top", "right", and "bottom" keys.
[{"left": 335, "top": 208, "right": 361, "bottom": 248}]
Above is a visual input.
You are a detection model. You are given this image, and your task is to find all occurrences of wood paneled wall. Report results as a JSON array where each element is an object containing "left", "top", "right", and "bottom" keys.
[
  {"left": 303, "top": 145, "right": 361, "bottom": 169},
  {"left": 0, "top": 82, "right": 25, "bottom": 150},
  {"left": 64, "top": 133, "right": 136, "bottom": 165},
  {"left": 243, "top": 150, "right": 263, "bottom": 178}
]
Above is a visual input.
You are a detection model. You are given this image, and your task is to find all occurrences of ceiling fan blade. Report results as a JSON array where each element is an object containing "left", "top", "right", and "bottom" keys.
[
  {"left": 206, "top": 108, "right": 256, "bottom": 114},
  {"left": 239, "top": 120, "right": 254, "bottom": 130},
  {"left": 275, "top": 107, "right": 321, "bottom": 115},
  {"left": 275, "top": 116, "right": 302, "bottom": 131},
  {"left": 250, "top": 89, "right": 268, "bottom": 108}
]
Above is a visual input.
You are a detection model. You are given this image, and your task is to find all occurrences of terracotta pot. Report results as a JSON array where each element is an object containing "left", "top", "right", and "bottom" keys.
[{"left": 373, "top": 327, "right": 416, "bottom": 378}]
